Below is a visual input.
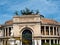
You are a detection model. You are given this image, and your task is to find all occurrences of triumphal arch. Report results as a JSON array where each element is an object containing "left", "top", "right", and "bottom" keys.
[{"left": 12, "top": 15, "right": 42, "bottom": 45}]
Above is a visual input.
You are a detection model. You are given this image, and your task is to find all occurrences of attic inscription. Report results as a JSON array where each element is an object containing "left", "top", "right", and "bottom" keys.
[{"left": 19, "top": 17, "right": 35, "bottom": 22}]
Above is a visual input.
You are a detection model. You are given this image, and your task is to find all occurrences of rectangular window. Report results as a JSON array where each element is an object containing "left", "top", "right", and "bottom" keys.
[
  {"left": 9, "top": 27, "right": 11, "bottom": 36},
  {"left": 46, "top": 26, "right": 49, "bottom": 35},
  {"left": 41, "top": 26, "right": 44, "bottom": 35},
  {"left": 50, "top": 27, "right": 53, "bottom": 35},
  {"left": 6, "top": 28, "right": 7, "bottom": 36},
  {"left": 57, "top": 27, "right": 59, "bottom": 36},
  {"left": 54, "top": 27, "right": 56, "bottom": 35}
]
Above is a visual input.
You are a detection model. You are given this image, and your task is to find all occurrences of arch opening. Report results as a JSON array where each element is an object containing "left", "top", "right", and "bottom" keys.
[{"left": 22, "top": 29, "right": 32, "bottom": 45}]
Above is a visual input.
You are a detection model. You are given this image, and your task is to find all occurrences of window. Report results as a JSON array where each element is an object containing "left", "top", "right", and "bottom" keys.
[
  {"left": 41, "top": 26, "right": 44, "bottom": 35},
  {"left": 50, "top": 27, "right": 53, "bottom": 35},
  {"left": 9, "top": 27, "right": 11, "bottom": 36},
  {"left": 54, "top": 27, "right": 56, "bottom": 35},
  {"left": 46, "top": 26, "right": 49, "bottom": 35},
  {"left": 6, "top": 28, "right": 7, "bottom": 36}
]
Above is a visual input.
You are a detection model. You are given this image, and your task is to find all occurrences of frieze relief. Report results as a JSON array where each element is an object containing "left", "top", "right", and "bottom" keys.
[
  {"left": 19, "top": 17, "right": 35, "bottom": 22},
  {"left": 19, "top": 24, "right": 35, "bottom": 30},
  {"left": 13, "top": 16, "right": 40, "bottom": 23}
]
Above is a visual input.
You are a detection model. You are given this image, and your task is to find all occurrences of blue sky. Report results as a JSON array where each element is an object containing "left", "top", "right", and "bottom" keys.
[{"left": 0, "top": 0, "right": 60, "bottom": 24}]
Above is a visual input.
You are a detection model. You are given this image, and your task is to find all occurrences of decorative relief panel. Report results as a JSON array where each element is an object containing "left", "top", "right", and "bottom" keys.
[
  {"left": 19, "top": 25, "right": 35, "bottom": 30},
  {"left": 13, "top": 16, "right": 40, "bottom": 23}
]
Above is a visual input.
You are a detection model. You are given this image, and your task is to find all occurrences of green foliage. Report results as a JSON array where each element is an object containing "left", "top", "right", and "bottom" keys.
[
  {"left": 52, "top": 44, "right": 60, "bottom": 45},
  {"left": 43, "top": 43, "right": 49, "bottom": 45},
  {"left": 43, "top": 43, "right": 60, "bottom": 45}
]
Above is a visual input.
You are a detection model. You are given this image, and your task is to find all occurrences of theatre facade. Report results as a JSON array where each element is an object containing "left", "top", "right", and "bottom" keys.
[{"left": 0, "top": 14, "right": 60, "bottom": 45}]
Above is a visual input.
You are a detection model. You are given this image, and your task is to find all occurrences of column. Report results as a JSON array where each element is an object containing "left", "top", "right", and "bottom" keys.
[
  {"left": 16, "top": 40, "right": 20, "bottom": 45},
  {"left": 56, "top": 27, "right": 57, "bottom": 35},
  {"left": 32, "top": 40, "right": 35, "bottom": 45},
  {"left": 59, "top": 40, "right": 60, "bottom": 44},
  {"left": 38, "top": 39, "right": 41, "bottom": 45},
  {"left": 34, "top": 40, "right": 37, "bottom": 45},
  {"left": 5, "top": 28, "right": 6, "bottom": 37},
  {"left": 0, "top": 40, "right": 1, "bottom": 45},
  {"left": 53, "top": 40, "right": 55, "bottom": 44},
  {"left": 53, "top": 27, "right": 54, "bottom": 35},
  {"left": 44, "top": 26, "right": 46, "bottom": 35},
  {"left": 4, "top": 40, "right": 6, "bottom": 45},
  {"left": 2, "top": 29, "right": 4, "bottom": 37},
  {"left": 57, "top": 40, "right": 58, "bottom": 44},
  {"left": 0, "top": 40, "right": 3, "bottom": 45},
  {"left": 20, "top": 40, "right": 22, "bottom": 45},
  {"left": 5, "top": 28, "right": 7, "bottom": 36},
  {"left": 7, "top": 27, "right": 9, "bottom": 36},
  {"left": 1, "top": 40, "right": 3, "bottom": 45},
  {"left": 49, "top": 26, "right": 50, "bottom": 35},
  {"left": 49, "top": 39, "right": 51, "bottom": 45},
  {"left": 45, "top": 39, "right": 46, "bottom": 43},
  {"left": 3, "top": 40, "right": 4, "bottom": 45}
]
